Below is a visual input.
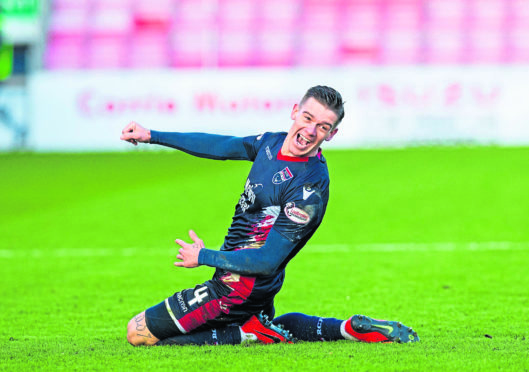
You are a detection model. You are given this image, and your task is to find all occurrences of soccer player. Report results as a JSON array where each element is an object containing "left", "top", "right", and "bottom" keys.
[{"left": 121, "top": 86, "right": 419, "bottom": 346}]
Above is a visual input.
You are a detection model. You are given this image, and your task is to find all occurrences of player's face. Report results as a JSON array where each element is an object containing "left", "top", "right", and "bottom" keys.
[{"left": 282, "top": 97, "right": 339, "bottom": 158}]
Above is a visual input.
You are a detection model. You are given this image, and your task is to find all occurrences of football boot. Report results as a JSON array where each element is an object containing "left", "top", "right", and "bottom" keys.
[
  {"left": 241, "top": 312, "right": 295, "bottom": 344},
  {"left": 344, "top": 314, "right": 419, "bottom": 343}
]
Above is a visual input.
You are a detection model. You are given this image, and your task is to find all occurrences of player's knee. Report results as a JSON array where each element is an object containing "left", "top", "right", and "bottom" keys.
[
  {"left": 127, "top": 316, "right": 149, "bottom": 346},
  {"left": 127, "top": 312, "right": 158, "bottom": 346},
  {"left": 127, "top": 317, "right": 142, "bottom": 346}
]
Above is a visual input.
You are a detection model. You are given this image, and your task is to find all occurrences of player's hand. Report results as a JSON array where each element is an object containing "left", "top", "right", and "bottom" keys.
[
  {"left": 174, "top": 230, "right": 204, "bottom": 268},
  {"left": 120, "top": 121, "right": 151, "bottom": 145}
]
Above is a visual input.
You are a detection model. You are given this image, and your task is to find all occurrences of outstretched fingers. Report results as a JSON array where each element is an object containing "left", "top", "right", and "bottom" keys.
[
  {"left": 175, "top": 251, "right": 185, "bottom": 267},
  {"left": 174, "top": 239, "right": 186, "bottom": 248},
  {"left": 188, "top": 230, "right": 205, "bottom": 248},
  {"left": 174, "top": 235, "right": 202, "bottom": 268}
]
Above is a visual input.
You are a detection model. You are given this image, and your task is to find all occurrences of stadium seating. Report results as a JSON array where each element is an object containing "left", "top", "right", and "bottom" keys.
[{"left": 44, "top": 0, "right": 529, "bottom": 69}]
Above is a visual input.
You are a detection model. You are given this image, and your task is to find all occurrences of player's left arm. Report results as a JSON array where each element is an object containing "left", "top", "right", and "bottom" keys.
[
  {"left": 192, "top": 229, "right": 299, "bottom": 275},
  {"left": 178, "top": 184, "right": 328, "bottom": 275}
]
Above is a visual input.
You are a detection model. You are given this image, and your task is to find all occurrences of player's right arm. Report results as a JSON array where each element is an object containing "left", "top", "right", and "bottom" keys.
[
  {"left": 120, "top": 121, "right": 262, "bottom": 161},
  {"left": 120, "top": 121, "right": 151, "bottom": 145}
]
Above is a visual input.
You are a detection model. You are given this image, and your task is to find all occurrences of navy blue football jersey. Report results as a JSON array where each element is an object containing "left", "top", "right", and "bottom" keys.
[{"left": 150, "top": 131, "right": 330, "bottom": 302}]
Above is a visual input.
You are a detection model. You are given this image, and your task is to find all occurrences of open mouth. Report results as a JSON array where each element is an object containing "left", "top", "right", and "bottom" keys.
[{"left": 296, "top": 133, "right": 312, "bottom": 147}]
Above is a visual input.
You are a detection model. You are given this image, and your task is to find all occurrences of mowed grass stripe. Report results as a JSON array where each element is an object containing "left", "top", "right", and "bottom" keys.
[{"left": 1, "top": 241, "right": 529, "bottom": 258}]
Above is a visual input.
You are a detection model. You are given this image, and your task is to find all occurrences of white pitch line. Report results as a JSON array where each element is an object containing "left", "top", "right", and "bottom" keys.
[
  {"left": 0, "top": 241, "right": 528, "bottom": 259},
  {"left": 308, "top": 241, "right": 529, "bottom": 252},
  {"left": 0, "top": 247, "right": 175, "bottom": 259}
]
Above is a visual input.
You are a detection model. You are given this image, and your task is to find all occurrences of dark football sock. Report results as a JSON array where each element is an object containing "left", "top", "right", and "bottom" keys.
[
  {"left": 273, "top": 312, "right": 344, "bottom": 342},
  {"left": 155, "top": 326, "right": 242, "bottom": 346}
]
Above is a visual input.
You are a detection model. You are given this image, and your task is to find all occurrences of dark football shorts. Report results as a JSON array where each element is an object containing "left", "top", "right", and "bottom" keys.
[{"left": 145, "top": 272, "right": 275, "bottom": 340}]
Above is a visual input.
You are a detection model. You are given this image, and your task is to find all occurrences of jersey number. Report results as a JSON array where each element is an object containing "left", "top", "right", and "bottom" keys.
[{"left": 188, "top": 286, "right": 209, "bottom": 306}]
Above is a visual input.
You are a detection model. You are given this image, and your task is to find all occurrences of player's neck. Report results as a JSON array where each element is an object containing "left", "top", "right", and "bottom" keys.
[{"left": 277, "top": 149, "right": 308, "bottom": 162}]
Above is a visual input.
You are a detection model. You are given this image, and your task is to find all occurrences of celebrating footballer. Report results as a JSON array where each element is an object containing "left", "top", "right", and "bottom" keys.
[{"left": 120, "top": 86, "right": 419, "bottom": 346}]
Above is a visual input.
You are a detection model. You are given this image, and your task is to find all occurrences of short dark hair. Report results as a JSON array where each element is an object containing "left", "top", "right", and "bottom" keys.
[{"left": 300, "top": 85, "right": 345, "bottom": 126}]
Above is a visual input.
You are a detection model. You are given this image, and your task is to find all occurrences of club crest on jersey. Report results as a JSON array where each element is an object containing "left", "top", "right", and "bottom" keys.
[
  {"left": 284, "top": 202, "right": 311, "bottom": 224},
  {"left": 272, "top": 167, "right": 293, "bottom": 184}
]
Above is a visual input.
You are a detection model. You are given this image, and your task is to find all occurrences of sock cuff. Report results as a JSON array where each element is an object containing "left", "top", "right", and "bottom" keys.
[{"left": 340, "top": 318, "right": 358, "bottom": 341}]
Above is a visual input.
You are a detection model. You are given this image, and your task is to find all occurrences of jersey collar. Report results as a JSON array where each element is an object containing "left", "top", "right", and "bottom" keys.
[{"left": 277, "top": 149, "right": 323, "bottom": 162}]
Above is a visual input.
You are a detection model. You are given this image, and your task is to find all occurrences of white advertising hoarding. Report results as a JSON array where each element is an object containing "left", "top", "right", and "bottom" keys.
[
  {"left": 0, "top": 86, "right": 27, "bottom": 149},
  {"left": 27, "top": 67, "right": 529, "bottom": 151}
]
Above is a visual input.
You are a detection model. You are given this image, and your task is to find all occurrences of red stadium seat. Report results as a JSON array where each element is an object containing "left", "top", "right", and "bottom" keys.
[
  {"left": 44, "top": 0, "right": 526, "bottom": 68},
  {"left": 217, "top": 29, "right": 257, "bottom": 67},
  {"left": 423, "top": 31, "right": 464, "bottom": 64},
  {"left": 297, "top": 31, "right": 340, "bottom": 66},
  {"left": 255, "top": 30, "right": 295, "bottom": 66},
  {"left": 86, "top": 35, "right": 128, "bottom": 69},
  {"left": 170, "top": 25, "right": 209, "bottom": 68},
  {"left": 128, "top": 32, "right": 170, "bottom": 68},
  {"left": 45, "top": 36, "right": 85, "bottom": 69}
]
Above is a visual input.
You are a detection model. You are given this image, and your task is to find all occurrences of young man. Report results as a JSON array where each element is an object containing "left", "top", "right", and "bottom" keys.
[{"left": 121, "top": 86, "right": 419, "bottom": 346}]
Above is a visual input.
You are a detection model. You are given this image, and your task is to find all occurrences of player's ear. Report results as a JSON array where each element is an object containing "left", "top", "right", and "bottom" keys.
[
  {"left": 325, "top": 127, "right": 338, "bottom": 141},
  {"left": 290, "top": 104, "right": 299, "bottom": 120}
]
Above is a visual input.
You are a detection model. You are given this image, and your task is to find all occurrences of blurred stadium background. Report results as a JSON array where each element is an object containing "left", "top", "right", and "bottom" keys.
[{"left": 1, "top": 0, "right": 528, "bottom": 151}]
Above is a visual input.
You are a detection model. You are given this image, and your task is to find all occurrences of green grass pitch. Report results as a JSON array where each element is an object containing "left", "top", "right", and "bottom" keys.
[{"left": 1, "top": 146, "right": 529, "bottom": 371}]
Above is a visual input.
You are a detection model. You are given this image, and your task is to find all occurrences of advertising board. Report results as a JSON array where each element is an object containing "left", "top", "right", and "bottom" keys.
[{"left": 27, "top": 68, "right": 529, "bottom": 151}]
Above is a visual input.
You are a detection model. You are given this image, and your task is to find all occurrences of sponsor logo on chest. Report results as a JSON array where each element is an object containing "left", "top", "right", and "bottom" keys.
[
  {"left": 272, "top": 167, "right": 294, "bottom": 184},
  {"left": 284, "top": 202, "right": 311, "bottom": 224}
]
